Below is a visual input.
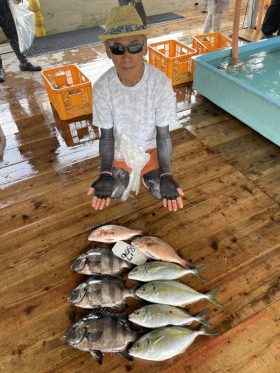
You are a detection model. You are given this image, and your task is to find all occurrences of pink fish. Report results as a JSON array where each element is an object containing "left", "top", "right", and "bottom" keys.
[
  {"left": 88, "top": 225, "right": 143, "bottom": 243},
  {"left": 131, "top": 236, "right": 189, "bottom": 267}
]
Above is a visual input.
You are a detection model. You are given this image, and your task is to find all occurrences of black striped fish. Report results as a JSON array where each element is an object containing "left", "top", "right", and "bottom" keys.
[
  {"left": 71, "top": 248, "right": 133, "bottom": 276},
  {"left": 64, "top": 309, "right": 137, "bottom": 364},
  {"left": 68, "top": 276, "right": 136, "bottom": 309}
]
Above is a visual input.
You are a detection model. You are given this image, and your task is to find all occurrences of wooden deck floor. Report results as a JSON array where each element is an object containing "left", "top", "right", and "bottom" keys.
[{"left": 0, "top": 4, "right": 279, "bottom": 373}]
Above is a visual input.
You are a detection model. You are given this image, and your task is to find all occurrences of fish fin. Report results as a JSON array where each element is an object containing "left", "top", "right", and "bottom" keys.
[
  {"left": 117, "top": 350, "right": 133, "bottom": 361},
  {"left": 199, "top": 325, "right": 219, "bottom": 336},
  {"left": 89, "top": 350, "right": 103, "bottom": 365},
  {"left": 88, "top": 274, "right": 122, "bottom": 281},
  {"left": 195, "top": 308, "right": 209, "bottom": 320},
  {"left": 87, "top": 331, "right": 103, "bottom": 343},
  {"left": 195, "top": 308, "right": 212, "bottom": 327},
  {"left": 192, "top": 264, "right": 208, "bottom": 282},
  {"left": 206, "top": 288, "right": 223, "bottom": 308},
  {"left": 200, "top": 318, "right": 212, "bottom": 327},
  {"left": 89, "top": 307, "right": 114, "bottom": 316},
  {"left": 136, "top": 230, "right": 144, "bottom": 237},
  {"left": 90, "top": 307, "right": 128, "bottom": 320},
  {"left": 130, "top": 284, "right": 143, "bottom": 300}
]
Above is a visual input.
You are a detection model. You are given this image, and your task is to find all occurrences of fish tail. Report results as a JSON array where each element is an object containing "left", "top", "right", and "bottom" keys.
[
  {"left": 206, "top": 288, "right": 223, "bottom": 308},
  {"left": 192, "top": 264, "right": 207, "bottom": 282},
  {"left": 178, "top": 257, "right": 190, "bottom": 268},
  {"left": 195, "top": 308, "right": 212, "bottom": 327},
  {"left": 198, "top": 325, "right": 219, "bottom": 336},
  {"left": 127, "top": 285, "right": 138, "bottom": 299}
]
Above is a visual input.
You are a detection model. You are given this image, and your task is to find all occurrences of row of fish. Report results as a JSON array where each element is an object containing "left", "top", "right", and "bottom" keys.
[
  {"left": 71, "top": 247, "right": 204, "bottom": 281},
  {"left": 65, "top": 224, "right": 222, "bottom": 364},
  {"left": 64, "top": 308, "right": 218, "bottom": 364},
  {"left": 68, "top": 275, "right": 222, "bottom": 309},
  {"left": 88, "top": 224, "right": 189, "bottom": 267}
]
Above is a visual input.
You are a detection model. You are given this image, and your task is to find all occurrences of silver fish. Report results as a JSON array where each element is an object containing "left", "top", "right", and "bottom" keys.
[
  {"left": 135, "top": 281, "right": 223, "bottom": 308},
  {"left": 71, "top": 248, "right": 133, "bottom": 275},
  {"left": 64, "top": 309, "right": 137, "bottom": 364},
  {"left": 129, "top": 325, "right": 218, "bottom": 361},
  {"left": 129, "top": 304, "right": 211, "bottom": 328},
  {"left": 88, "top": 225, "right": 143, "bottom": 243},
  {"left": 128, "top": 261, "right": 206, "bottom": 282},
  {"left": 68, "top": 276, "right": 135, "bottom": 309}
]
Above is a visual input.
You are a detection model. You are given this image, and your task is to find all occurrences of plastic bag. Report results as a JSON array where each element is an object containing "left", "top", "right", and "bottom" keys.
[
  {"left": 115, "top": 134, "right": 150, "bottom": 201},
  {"left": 9, "top": 0, "right": 35, "bottom": 52}
]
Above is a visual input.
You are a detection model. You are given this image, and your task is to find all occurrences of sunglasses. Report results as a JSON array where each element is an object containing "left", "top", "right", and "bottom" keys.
[{"left": 108, "top": 43, "right": 144, "bottom": 55}]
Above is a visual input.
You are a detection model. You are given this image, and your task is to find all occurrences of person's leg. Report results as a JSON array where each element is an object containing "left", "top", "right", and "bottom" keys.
[
  {"left": 111, "top": 167, "right": 130, "bottom": 199},
  {"left": 142, "top": 169, "right": 161, "bottom": 200},
  {"left": 212, "top": 13, "right": 222, "bottom": 33},
  {"left": 261, "top": 0, "right": 280, "bottom": 36},
  {"left": 118, "top": 0, "right": 147, "bottom": 26},
  {"left": 0, "top": 55, "right": 5, "bottom": 82},
  {"left": 0, "top": 1, "right": 28, "bottom": 64},
  {"left": 0, "top": 0, "right": 41, "bottom": 71},
  {"left": 118, "top": 0, "right": 130, "bottom": 4},
  {"left": 202, "top": 13, "right": 214, "bottom": 33}
]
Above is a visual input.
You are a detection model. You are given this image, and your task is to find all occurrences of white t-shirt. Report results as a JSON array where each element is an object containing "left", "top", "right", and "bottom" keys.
[{"left": 93, "top": 64, "right": 178, "bottom": 151}]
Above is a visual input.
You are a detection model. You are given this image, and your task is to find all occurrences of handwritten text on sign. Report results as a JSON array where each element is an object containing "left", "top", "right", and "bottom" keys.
[{"left": 112, "top": 241, "right": 147, "bottom": 265}]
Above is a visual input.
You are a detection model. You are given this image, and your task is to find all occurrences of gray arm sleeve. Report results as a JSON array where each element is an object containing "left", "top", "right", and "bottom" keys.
[
  {"left": 99, "top": 128, "right": 115, "bottom": 173},
  {"left": 156, "top": 125, "right": 172, "bottom": 174}
]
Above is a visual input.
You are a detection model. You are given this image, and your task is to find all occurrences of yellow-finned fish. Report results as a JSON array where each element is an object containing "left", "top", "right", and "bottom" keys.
[
  {"left": 135, "top": 280, "right": 223, "bottom": 308},
  {"left": 129, "top": 304, "right": 211, "bottom": 328},
  {"left": 128, "top": 261, "right": 206, "bottom": 281},
  {"left": 129, "top": 325, "right": 218, "bottom": 361}
]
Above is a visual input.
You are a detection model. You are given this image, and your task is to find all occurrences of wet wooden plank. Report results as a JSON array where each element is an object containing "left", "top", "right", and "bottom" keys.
[
  {"left": 186, "top": 118, "right": 252, "bottom": 148},
  {"left": 239, "top": 28, "right": 263, "bottom": 42},
  {"left": 164, "top": 300, "right": 280, "bottom": 373},
  {"left": 1, "top": 237, "right": 278, "bottom": 372},
  {"left": 0, "top": 4, "right": 277, "bottom": 373}
]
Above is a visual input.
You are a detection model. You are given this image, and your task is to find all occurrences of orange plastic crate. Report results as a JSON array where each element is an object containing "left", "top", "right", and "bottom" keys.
[
  {"left": 148, "top": 40, "right": 197, "bottom": 85},
  {"left": 192, "top": 33, "right": 232, "bottom": 55},
  {"left": 42, "top": 64, "right": 92, "bottom": 120}
]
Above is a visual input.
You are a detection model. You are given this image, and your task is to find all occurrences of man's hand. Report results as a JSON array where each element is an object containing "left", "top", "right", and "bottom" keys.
[
  {"left": 160, "top": 174, "right": 184, "bottom": 212},
  {"left": 87, "top": 173, "right": 114, "bottom": 210}
]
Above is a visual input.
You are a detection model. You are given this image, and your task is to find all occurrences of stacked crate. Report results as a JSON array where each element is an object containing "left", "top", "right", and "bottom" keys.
[{"left": 148, "top": 33, "right": 232, "bottom": 86}]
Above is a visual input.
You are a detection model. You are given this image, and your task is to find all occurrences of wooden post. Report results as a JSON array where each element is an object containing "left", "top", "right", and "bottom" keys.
[
  {"left": 256, "top": 0, "right": 265, "bottom": 32},
  {"left": 231, "top": 0, "right": 242, "bottom": 64}
]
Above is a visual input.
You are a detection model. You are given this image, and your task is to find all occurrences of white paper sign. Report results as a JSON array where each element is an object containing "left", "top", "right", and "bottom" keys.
[{"left": 112, "top": 241, "right": 147, "bottom": 265}]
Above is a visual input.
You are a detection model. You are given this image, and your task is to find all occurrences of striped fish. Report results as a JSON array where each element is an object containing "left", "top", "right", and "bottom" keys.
[
  {"left": 68, "top": 276, "right": 136, "bottom": 309},
  {"left": 71, "top": 248, "right": 133, "bottom": 275},
  {"left": 64, "top": 308, "right": 137, "bottom": 364}
]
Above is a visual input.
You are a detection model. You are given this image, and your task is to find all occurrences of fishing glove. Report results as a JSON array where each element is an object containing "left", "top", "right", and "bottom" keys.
[
  {"left": 160, "top": 175, "right": 180, "bottom": 200},
  {"left": 91, "top": 173, "right": 114, "bottom": 199}
]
